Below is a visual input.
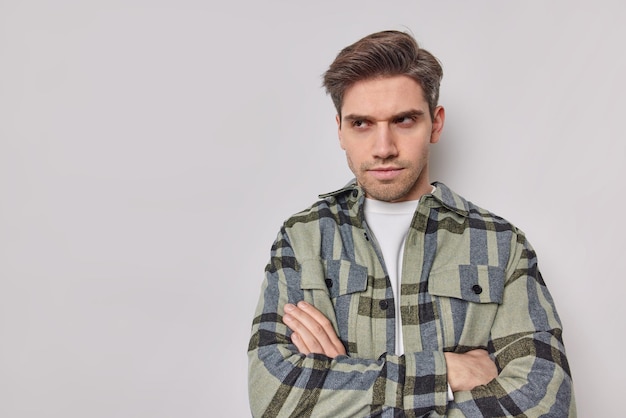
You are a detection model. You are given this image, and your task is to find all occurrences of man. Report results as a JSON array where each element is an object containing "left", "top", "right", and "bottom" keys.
[{"left": 248, "top": 30, "right": 575, "bottom": 417}]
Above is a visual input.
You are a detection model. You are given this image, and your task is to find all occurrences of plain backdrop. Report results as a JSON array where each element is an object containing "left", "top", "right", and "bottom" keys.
[{"left": 1, "top": 1, "right": 624, "bottom": 417}]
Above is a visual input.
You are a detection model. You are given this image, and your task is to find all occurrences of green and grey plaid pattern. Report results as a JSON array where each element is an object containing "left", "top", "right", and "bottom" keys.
[{"left": 248, "top": 181, "right": 575, "bottom": 417}]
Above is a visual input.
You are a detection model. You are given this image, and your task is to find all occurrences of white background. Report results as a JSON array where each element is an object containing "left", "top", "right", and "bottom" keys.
[{"left": 1, "top": 1, "right": 624, "bottom": 417}]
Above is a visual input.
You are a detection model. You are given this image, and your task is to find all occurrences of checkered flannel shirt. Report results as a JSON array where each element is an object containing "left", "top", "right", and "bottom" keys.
[{"left": 248, "top": 181, "right": 575, "bottom": 417}]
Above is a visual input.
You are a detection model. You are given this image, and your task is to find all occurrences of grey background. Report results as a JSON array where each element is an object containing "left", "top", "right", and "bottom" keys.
[{"left": 1, "top": 1, "right": 624, "bottom": 417}]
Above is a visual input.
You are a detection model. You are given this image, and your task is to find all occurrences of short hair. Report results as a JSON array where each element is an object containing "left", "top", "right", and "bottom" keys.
[{"left": 322, "top": 30, "right": 443, "bottom": 120}]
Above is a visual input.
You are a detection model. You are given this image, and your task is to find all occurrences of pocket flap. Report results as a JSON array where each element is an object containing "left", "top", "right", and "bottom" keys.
[
  {"left": 300, "top": 258, "right": 368, "bottom": 298},
  {"left": 428, "top": 264, "right": 505, "bottom": 304}
]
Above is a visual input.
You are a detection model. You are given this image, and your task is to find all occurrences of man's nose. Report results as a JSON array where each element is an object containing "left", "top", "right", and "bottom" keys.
[{"left": 372, "top": 125, "right": 398, "bottom": 159}]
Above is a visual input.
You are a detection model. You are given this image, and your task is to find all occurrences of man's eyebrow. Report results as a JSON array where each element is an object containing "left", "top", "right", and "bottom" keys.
[
  {"left": 342, "top": 113, "right": 371, "bottom": 122},
  {"left": 392, "top": 109, "right": 426, "bottom": 120},
  {"left": 342, "top": 109, "right": 426, "bottom": 122}
]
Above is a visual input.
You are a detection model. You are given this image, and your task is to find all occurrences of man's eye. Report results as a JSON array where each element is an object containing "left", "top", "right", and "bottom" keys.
[
  {"left": 352, "top": 120, "right": 368, "bottom": 128},
  {"left": 395, "top": 116, "right": 417, "bottom": 126}
]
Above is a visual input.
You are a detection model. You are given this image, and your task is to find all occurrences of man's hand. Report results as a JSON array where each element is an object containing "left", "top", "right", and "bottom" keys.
[
  {"left": 444, "top": 349, "right": 498, "bottom": 392},
  {"left": 282, "top": 302, "right": 497, "bottom": 390},
  {"left": 283, "top": 301, "right": 346, "bottom": 358}
]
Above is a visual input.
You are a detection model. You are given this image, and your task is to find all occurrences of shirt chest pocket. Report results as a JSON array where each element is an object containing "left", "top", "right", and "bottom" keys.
[
  {"left": 428, "top": 264, "right": 505, "bottom": 349},
  {"left": 300, "top": 259, "right": 368, "bottom": 353}
]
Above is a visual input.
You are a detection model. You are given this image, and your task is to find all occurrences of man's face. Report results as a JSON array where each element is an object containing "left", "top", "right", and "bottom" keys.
[{"left": 337, "top": 75, "right": 444, "bottom": 202}]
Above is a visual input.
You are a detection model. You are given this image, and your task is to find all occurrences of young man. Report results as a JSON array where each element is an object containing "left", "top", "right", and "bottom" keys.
[{"left": 248, "top": 30, "right": 575, "bottom": 417}]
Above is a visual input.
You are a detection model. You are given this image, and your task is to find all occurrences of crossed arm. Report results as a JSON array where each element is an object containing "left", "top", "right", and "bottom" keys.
[
  {"left": 248, "top": 228, "right": 575, "bottom": 417},
  {"left": 283, "top": 301, "right": 497, "bottom": 393}
]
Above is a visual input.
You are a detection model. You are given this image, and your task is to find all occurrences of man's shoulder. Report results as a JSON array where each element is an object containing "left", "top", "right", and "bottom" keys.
[
  {"left": 433, "top": 182, "right": 522, "bottom": 235},
  {"left": 282, "top": 181, "right": 362, "bottom": 230}
]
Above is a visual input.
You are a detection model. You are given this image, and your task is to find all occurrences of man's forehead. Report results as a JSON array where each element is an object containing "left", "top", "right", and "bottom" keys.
[{"left": 341, "top": 75, "right": 429, "bottom": 117}]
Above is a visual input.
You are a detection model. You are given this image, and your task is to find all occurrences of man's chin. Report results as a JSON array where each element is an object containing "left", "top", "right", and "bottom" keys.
[{"left": 363, "top": 186, "right": 410, "bottom": 202}]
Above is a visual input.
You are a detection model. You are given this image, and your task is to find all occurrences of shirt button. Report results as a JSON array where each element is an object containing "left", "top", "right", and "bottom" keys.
[
  {"left": 352, "top": 190, "right": 358, "bottom": 198},
  {"left": 325, "top": 279, "right": 333, "bottom": 288},
  {"left": 472, "top": 284, "right": 483, "bottom": 294},
  {"left": 379, "top": 300, "right": 388, "bottom": 310}
]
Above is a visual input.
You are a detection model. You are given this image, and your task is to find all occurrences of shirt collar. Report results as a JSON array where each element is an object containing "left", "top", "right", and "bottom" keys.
[
  {"left": 318, "top": 179, "right": 360, "bottom": 199},
  {"left": 429, "top": 181, "right": 470, "bottom": 217},
  {"left": 319, "top": 179, "right": 470, "bottom": 217}
]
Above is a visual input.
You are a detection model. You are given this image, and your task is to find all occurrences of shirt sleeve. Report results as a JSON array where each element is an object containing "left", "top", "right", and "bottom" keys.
[
  {"left": 446, "top": 234, "right": 576, "bottom": 417},
  {"left": 247, "top": 227, "right": 450, "bottom": 417},
  {"left": 248, "top": 227, "right": 576, "bottom": 417}
]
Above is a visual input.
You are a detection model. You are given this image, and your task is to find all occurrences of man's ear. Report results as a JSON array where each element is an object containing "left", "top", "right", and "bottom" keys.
[
  {"left": 336, "top": 114, "right": 346, "bottom": 150},
  {"left": 430, "top": 106, "right": 445, "bottom": 144}
]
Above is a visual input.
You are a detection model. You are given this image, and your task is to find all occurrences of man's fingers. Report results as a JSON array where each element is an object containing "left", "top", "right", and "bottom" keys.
[
  {"left": 290, "top": 332, "right": 310, "bottom": 355},
  {"left": 445, "top": 349, "right": 498, "bottom": 392},
  {"left": 298, "top": 301, "right": 346, "bottom": 356},
  {"left": 284, "top": 304, "right": 334, "bottom": 355},
  {"left": 283, "top": 302, "right": 346, "bottom": 357}
]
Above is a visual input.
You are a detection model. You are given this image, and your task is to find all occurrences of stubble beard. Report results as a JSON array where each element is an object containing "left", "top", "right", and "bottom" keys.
[{"left": 347, "top": 157, "right": 428, "bottom": 202}]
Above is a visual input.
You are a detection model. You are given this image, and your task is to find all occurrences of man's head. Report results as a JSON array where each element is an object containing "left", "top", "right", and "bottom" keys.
[
  {"left": 323, "top": 30, "right": 443, "bottom": 121},
  {"left": 323, "top": 30, "right": 445, "bottom": 203}
]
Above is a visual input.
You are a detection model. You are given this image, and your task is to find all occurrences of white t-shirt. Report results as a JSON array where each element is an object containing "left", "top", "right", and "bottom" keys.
[
  {"left": 363, "top": 198, "right": 419, "bottom": 356},
  {"left": 363, "top": 187, "right": 455, "bottom": 400}
]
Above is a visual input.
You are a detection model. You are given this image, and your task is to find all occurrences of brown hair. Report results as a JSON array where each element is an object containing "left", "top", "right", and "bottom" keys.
[{"left": 322, "top": 30, "right": 443, "bottom": 120}]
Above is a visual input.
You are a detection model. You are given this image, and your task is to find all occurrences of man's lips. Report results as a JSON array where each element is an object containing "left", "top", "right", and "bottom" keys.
[{"left": 366, "top": 167, "right": 404, "bottom": 180}]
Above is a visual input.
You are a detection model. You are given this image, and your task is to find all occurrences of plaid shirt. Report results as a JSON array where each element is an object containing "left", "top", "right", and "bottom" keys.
[{"left": 248, "top": 181, "right": 575, "bottom": 417}]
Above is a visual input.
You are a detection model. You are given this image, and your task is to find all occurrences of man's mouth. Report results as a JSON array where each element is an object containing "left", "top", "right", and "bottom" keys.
[{"left": 367, "top": 167, "right": 404, "bottom": 180}]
